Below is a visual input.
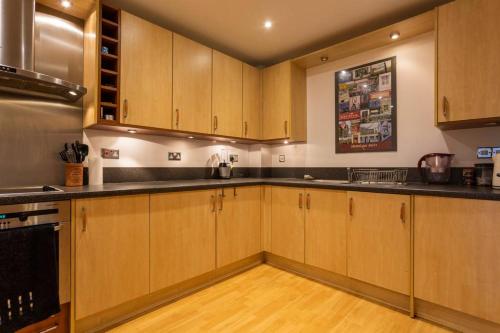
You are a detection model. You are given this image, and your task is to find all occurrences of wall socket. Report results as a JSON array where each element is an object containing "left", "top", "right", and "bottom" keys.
[
  {"left": 101, "top": 148, "right": 119, "bottom": 159},
  {"left": 168, "top": 152, "right": 182, "bottom": 161},
  {"left": 279, "top": 155, "right": 286, "bottom": 163},
  {"left": 229, "top": 154, "right": 238, "bottom": 163}
]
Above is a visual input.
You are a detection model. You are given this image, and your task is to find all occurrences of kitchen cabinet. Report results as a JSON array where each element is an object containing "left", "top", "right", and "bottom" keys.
[
  {"left": 216, "top": 186, "right": 261, "bottom": 267},
  {"left": 260, "top": 185, "right": 272, "bottom": 252},
  {"left": 271, "top": 186, "right": 305, "bottom": 262},
  {"left": 262, "top": 61, "right": 307, "bottom": 141},
  {"left": 436, "top": 0, "right": 500, "bottom": 127},
  {"left": 150, "top": 190, "right": 216, "bottom": 292},
  {"left": 173, "top": 34, "right": 213, "bottom": 134},
  {"left": 347, "top": 192, "right": 410, "bottom": 295},
  {"left": 74, "top": 195, "right": 150, "bottom": 320},
  {"left": 120, "top": 11, "right": 172, "bottom": 129},
  {"left": 305, "top": 189, "right": 347, "bottom": 275},
  {"left": 212, "top": 50, "right": 243, "bottom": 137},
  {"left": 415, "top": 196, "right": 500, "bottom": 324},
  {"left": 242, "top": 64, "right": 262, "bottom": 140}
]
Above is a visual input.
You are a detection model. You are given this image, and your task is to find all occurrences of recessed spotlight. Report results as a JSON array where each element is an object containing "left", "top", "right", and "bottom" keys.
[
  {"left": 127, "top": 129, "right": 137, "bottom": 134},
  {"left": 264, "top": 20, "right": 273, "bottom": 29},
  {"left": 60, "top": 0, "right": 72, "bottom": 8},
  {"left": 230, "top": 140, "right": 237, "bottom": 144},
  {"left": 484, "top": 122, "right": 498, "bottom": 126},
  {"left": 390, "top": 31, "right": 400, "bottom": 40},
  {"left": 187, "top": 136, "right": 194, "bottom": 139},
  {"left": 283, "top": 140, "right": 289, "bottom": 144},
  {"left": 68, "top": 90, "right": 77, "bottom": 96},
  {"left": 320, "top": 56, "right": 328, "bottom": 62}
]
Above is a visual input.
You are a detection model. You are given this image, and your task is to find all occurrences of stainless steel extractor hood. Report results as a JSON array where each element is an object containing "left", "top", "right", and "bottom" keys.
[{"left": 0, "top": 0, "right": 86, "bottom": 102}]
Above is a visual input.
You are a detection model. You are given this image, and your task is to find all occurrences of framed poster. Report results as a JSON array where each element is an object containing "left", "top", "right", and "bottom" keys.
[{"left": 335, "top": 56, "right": 397, "bottom": 153}]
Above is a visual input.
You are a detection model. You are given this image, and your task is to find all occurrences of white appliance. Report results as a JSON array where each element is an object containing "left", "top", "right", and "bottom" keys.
[{"left": 493, "top": 154, "right": 500, "bottom": 189}]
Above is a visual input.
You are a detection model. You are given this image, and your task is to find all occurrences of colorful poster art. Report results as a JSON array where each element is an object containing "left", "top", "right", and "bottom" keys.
[{"left": 335, "top": 57, "right": 397, "bottom": 153}]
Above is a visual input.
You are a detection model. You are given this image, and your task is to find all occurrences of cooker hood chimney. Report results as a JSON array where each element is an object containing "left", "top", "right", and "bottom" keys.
[{"left": 0, "top": 0, "right": 86, "bottom": 102}]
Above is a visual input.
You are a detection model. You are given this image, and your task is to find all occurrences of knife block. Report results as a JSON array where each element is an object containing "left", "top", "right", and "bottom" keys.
[{"left": 65, "top": 163, "right": 83, "bottom": 187}]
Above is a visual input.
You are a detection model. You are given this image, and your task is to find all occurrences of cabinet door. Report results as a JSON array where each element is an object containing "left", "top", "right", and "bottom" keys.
[
  {"left": 243, "top": 64, "right": 262, "bottom": 140},
  {"left": 216, "top": 186, "right": 261, "bottom": 267},
  {"left": 74, "top": 195, "right": 149, "bottom": 320},
  {"left": 121, "top": 12, "right": 172, "bottom": 129},
  {"left": 347, "top": 192, "right": 410, "bottom": 294},
  {"left": 261, "top": 185, "right": 272, "bottom": 252},
  {"left": 305, "top": 189, "right": 347, "bottom": 275},
  {"left": 262, "top": 62, "right": 291, "bottom": 140},
  {"left": 150, "top": 190, "right": 216, "bottom": 292},
  {"left": 437, "top": 0, "right": 500, "bottom": 123},
  {"left": 415, "top": 196, "right": 500, "bottom": 324},
  {"left": 212, "top": 51, "right": 243, "bottom": 137},
  {"left": 271, "top": 186, "right": 305, "bottom": 262},
  {"left": 172, "top": 34, "right": 212, "bottom": 133}
]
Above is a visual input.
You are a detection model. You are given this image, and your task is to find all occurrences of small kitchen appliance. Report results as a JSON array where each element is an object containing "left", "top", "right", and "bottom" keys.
[
  {"left": 418, "top": 153, "right": 455, "bottom": 184},
  {"left": 493, "top": 154, "right": 500, "bottom": 189},
  {"left": 218, "top": 162, "right": 231, "bottom": 179},
  {"left": 474, "top": 163, "right": 494, "bottom": 186}
]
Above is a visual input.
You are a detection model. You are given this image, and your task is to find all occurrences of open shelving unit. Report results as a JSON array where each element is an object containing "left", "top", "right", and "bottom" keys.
[{"left": 98, "top": 3, "right": 121, "bottom": 123}]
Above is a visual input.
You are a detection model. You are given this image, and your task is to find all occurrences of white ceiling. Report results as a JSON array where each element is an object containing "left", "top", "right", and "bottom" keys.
[{"left": 110, "top": 0, "right": 448, "bottom": 66}]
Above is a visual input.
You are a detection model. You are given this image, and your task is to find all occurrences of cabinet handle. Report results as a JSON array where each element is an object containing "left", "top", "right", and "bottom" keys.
[
  {"left": 40, "top": 326, "right": 58, "bottom": 333},
  {"left": 349, "top": 198, "right": 353, "bottom": 216},
  {"left": 244, "top": 121, "right": 248, "bottom": 137},
  {"left": 306, "top": 193, "right": 311, "bottom": 209},
  {"left": 175, "top": 109, "right": 180, "bottom": 128},
  {"left": 211, "top": 195, "right": 216, "bottom": 212},
  {"left": 299, "top": 193, "right": 303, "bottom": 209},
  {"left": 442, "top": 96, "right": 449, "bottom": 119},
  {"left": 214, "top": 116, "right": 218, "bottom": 131},
  {"left": 400, "top": 203, "right": 406, "bottom": 223},
  {"left": 218, "top": 193, "right": 223, "bottom": 211},
  {"left": 233, "top": 187, "right": 237, "bottom": 197},
  {"left": 284, "top": 120, "right": 288, "bottom": 137},
  {"left": 81, "top": 207, "right": 87, "bottom": 232},
  {"left": 123, "top": 99, "right": 128, "bottom": 119}
]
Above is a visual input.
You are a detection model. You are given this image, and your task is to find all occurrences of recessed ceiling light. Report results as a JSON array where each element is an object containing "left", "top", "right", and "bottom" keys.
[
  {"left": 60, "top": 0, "right": 72, "bottom": 8},
  {"left": 230, "top": 140, "right": 237, "bottom": 144},
  {"left": 320, "top": 56, "right": 328, "bottom": 62},
  {"left": 390, "top": 31, "right": 400, "bottom": 40},
  {"left": 284, "top": 140, "right": 289, "bottom": 144},
  {"left": 264, "top": 20, "right": 273, "bottom": 29},
  {"left": 187, "top": 136, "right": 194, "bottom": 139},
  {"left": 127, "top": 129, "right": 137, "bottom": 134},
  {"left": 68, "top": 90, "right": 77, "bottom": 96}
]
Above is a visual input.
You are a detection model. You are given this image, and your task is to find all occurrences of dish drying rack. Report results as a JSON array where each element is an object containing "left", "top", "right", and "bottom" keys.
[{"left": 347, "top": 168, "right": 408, "bottom": 185}]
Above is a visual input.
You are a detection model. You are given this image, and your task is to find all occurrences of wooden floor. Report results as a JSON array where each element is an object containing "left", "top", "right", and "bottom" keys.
[{"left": 109, "top": 265, "right": 449, "bottom": 332}]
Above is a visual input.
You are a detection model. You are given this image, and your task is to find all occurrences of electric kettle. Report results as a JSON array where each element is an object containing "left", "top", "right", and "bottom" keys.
[
  {"left": 493, "top": 154, "right": 500, "bottom": 189},
  {"left": 417, "top": 153, "right": 455, "bottom": 184}
]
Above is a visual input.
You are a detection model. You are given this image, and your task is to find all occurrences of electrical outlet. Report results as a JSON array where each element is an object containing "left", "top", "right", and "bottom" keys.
[
  {"left": 477, "top": 147, "right": 492, "bottom": 159},
  {"left": 279, "top": 155, "right": 286, "bottom": 163},
  {"left": 493, "top": 147, "right": 500, "bottom": 157},
  {"left": 101, "top": 148, "right": 119, "bottom": 159},
  {"left": 229, "top": 154, "right": 238, "bottom": 163},
  {"left": 168, "top": 152, "right": 181, "bottom": 161}
]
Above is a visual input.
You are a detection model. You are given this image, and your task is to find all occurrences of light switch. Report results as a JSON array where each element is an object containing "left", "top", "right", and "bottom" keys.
[{"left": 279, "top": 155, "right": 286, "bottom": 163}]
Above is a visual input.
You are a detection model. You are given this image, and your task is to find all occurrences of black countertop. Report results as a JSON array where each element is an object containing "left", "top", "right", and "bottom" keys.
[{"left": 1, "top": 178, "right": 499, "bottom": 205}]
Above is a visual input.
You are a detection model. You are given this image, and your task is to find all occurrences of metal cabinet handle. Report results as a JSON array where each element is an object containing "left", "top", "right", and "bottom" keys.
[
  {"left": 214, "top": 116, "right": 218, "bottom": 131},
  {"left": 349, "top": 198, "right": 353, "bottom": 216},
  {"left": 175, "top": 109, "right": 180, "bottom": 128},
  {"left": 233, "top": 187, "right": 237, "bottom": 197},
  {"left": 244, "top": 121, "right": 248, "bottom": 137},
  {"left": 211, "top": 195, "right": 216, "bottom": 213},
  {"left": 299, "top": 193, "right": 303, "bottom": 209},
  {"left": 218, "top": 193, "right": 223, "bottom": 211},
  {"left": 284, "top": 120, "right": 288, "bottom": 136},
  {"left": 40, "top": 326, "right": 58, "bottom": 333},
  {"left": 442, "top": 96, "right": 449, "bottom": 119},
  {"left": 123, "top": 99, "right": 128, "bottom": 119},
  {"left": 400, "top": 203, "right": 406, "bottom": 223},
  {"left": 306, "top": 193, "right": 311, "bottom": 209},
  {"left": 81, "top": 207, "right": 87, "bottom": 232}
]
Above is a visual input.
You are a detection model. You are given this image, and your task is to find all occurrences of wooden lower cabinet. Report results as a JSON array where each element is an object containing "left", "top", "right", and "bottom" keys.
[
  {"left": 305, "top": 189, "right": 347, "bottom": 275},
  {"left": 271, "top": 186, "right": 305, "bottom": 262},
  {"left": 74, "top": 195, "right": 150, "bottom": 320},
  {"left": 347, "top": 192, "right": 410, "bottom": 295},
  {"left": 216, "top": 186, "right": 261, "bottom": 267},
  {"left": 415, "top": 196, "right": 500, "bottom": 324},
  {"left": 150, "top": 190, "right": 216, "bottom": 292},
  {"left": 261, "top": 186, "right": 272, "bottom": 252}
]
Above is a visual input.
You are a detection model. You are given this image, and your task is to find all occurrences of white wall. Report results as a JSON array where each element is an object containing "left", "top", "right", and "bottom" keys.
[{"left": 268, "top": 32, "right": 500, "bottom": 168}]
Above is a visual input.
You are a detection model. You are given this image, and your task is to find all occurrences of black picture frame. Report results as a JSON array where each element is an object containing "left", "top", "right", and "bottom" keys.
[{"left": 335, "top": 56, "right": 397, "bottom": 154}]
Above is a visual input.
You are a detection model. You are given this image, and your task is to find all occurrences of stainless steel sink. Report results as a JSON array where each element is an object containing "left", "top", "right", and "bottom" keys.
[{"left": 310, "top": 179, "right": 350, "bottom": 184}]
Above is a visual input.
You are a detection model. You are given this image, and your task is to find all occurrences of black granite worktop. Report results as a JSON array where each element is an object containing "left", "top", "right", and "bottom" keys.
[{"left": 0, "top": 178, "right": 499, "bottom": 205}]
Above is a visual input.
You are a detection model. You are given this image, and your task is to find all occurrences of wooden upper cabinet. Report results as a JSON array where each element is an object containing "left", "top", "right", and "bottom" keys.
[
  {"left": 262, "top": 61, "right": 306, "bottom": 142},
  {"left": 74, "top": 195, "right": 150, "bottom": 320},
  {"left": 173, "top": 34, "right": 212, "bottom": 133},
  {"left": 216, "top": 186, "right": 261, "bottom": 267},
  {"left": 243, "top": 64, "right": 262, "bottom": 140},
  {"left": 120, "top": 11, "right": 172, "bottom": 129},
  {"left": 271, "top": 186, "right": 305, "bottom": 263},
  {"left": 415, "top": 196, "right": 500, "bottom": 324},
  {"left": 347, "top": 192, "right": 410, "bottom": 295},
  {"left": 212, "top": 51, "right": 243, "bottom": 137},
  {"left": 305, "top": 189, "right": 347, "bottom": 275},
  {"left": 150, "top": 190, "right": 216, "bottom": 292},
  {"left": 437, "top": 0, "right": 500, "bottom": 127}
]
